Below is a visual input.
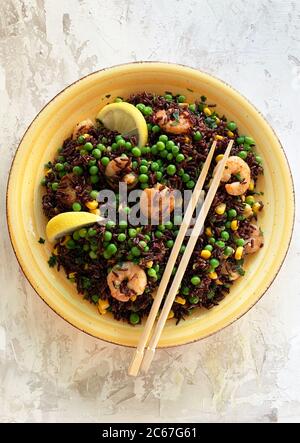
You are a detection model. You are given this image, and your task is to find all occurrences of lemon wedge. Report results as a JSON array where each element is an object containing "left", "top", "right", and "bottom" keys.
[
  {"left": 46, "top": 212, "right": 102, "bottom": 243},
  {"left": 97, "top": 102, "right": 148, "bottom": 147}
]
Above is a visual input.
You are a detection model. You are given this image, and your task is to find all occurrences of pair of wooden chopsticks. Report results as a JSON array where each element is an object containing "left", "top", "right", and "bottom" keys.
[{"left": 128, "top": 140, "right": 234, "bottom": 376}]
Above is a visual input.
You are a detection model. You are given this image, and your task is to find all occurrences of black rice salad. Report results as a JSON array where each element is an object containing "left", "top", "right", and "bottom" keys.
[{"left": 41, "top": 92, "right": 264, "bottom": 325}]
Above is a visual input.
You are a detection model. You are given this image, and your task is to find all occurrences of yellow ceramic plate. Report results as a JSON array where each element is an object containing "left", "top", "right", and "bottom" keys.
[{"left": 6, "top": 63, "right": 294, "bottom": 347}]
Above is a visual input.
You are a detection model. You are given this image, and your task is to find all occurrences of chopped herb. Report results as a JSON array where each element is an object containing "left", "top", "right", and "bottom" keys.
[
  {"left": 47, "top": 255, "right": 57, "bottom": 268},
  {"left": 172, "top": 111, "right": 180, "bottom": 122},
  {"left": 237, "top": 266, "right": 245, "bottom": 276},
  {"left": 187, "top": 88, "right": 194, "bottom": 92},
  {"left": 91, "top": 295, "right": 99, "bottom": 303},
  {"left": 105, "top": 94, "right": 111, "bottom": 98},
  {"left": 234, "top": 173, "right": 242, "bottom": 182},
  {"left": 38, "top": 237, "right": 45, "bottom": 244},
  {"left": 82, "top": 276, "right": 91, "bottom": 289},
  {"left": 201, "top": 95, "right": 207, "bottom": 102}
]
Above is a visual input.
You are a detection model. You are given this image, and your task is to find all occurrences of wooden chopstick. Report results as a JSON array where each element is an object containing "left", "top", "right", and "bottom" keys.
[
  {"left": 128, "top": 141, "right": 217, "bottom": 377},
  {"left": 141, "top": 140, "right": 234, "bottom": 374}
]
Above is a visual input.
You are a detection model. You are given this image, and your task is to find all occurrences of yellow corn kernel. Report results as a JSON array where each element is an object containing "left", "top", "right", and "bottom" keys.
[
  {"left": 215, "top": 117, "right": 221, "bottom": 125},
  {"left": 243, "top": 203, "right": 253, "bottom": 218},
  {"left": 167, "top": 310, "right": 175, "bottom": 320},
  {"left": 208, "top": 271, "right": 218, "bottom": 280},
  {"left": 227, "top": 130, "right": 234, "bottom": 138},
  {"left": 130, "top": 295, "right": 137, "bottom": 302},
  {"left": 231, "top": 220, "right": 239, "bottom": 231},
  {"left": 184, "top": 136, "right": 191, "bottom": 143},
  {"left": 61, "top": 235, "right": 71, "bottom": 246},
  {"left": 204, "top": 107, "right": 212, "bottom": 116},
  {"left": 84, "top": 263, "right": 89, "bottom": 270},
  {"left": 146, "top": 261, "right": 153, "bottom": 268},
  {"left": 86, "top": 200, "right": 98, "bottom": 210},
  {"left": 205, "top": 227, "right": 212, "bottom": 237},
  {"left": 249, "top": 179, "right": 255, "bottom": 191},
  {"left": 83, "top": 133, "right": 90, "bottom": 139},
  {"left": 215, "top": 154, "right": 224, "bottom": 163},
  {"left": 68, "top": 272, "right": 76, "bottom": 279},
  {"left": 98, "top": 299, "right": 110, "bottom": 315},
  {"left": 90, "top": 209, "right": 101, "bottom": 216},
  {"left": 201, "top": 249, "right": 211, "bottom": 259},
  {"left": 215, "top": 134, "right": 224, "bottom": 141},
  {"left": 53, "top": 247, "right": 58, "bottom": 255},
  {"left": 216, "top": 279, "right": 223, "bottom": 285},
  {"left": 45, "top": 168, "right": 52, "bottom": 175},
  {"left": 215, "top": 203, "right": 226, "bottom": 215},
  {"left": 235, "top": 246, "right": 244, "bottom": 260},
  {"left": 241, "top": 195, "right": 246, "bottom": 202},
  {"left": 175, "top": 296, "right": 186, "bottom": 305},
  {"left": 252, "top": 202, "right": 261, "bottom": 214}
]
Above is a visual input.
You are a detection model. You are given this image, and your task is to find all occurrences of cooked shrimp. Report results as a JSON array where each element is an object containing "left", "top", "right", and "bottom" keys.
[
  {"left": 107, "top": 262, "right": 147, "bottom": 302},
  {"left": 154, "top": 109, "right": 192, "bottom": 134},
  {"left": 105, "top": 156, "right": 137, "bottom": 189},
  {"left": 244, "top": 224, "right": 264, "bottom": 254},
  {"left": 56, "top": 174, "right": 77, "bottom": 207},
  {"left": 72, "top": 119, "right": 94, "bottom": 140},
  {"left": 140, "top": 183, "right": 175, "bottom": 223},
  {"left": 216, "top": 156, "right": 251, "bottom": 196}
]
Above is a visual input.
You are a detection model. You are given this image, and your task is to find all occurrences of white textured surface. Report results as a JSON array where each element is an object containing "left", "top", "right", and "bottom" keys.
[{"left": 0, "top": 0, "right": 300, "bottom": 423}]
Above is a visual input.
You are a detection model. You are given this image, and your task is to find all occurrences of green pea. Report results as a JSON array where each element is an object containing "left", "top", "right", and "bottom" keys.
[
  {"left": 204, "top": 244, "right": 213, "bottom": 251},
  {"left": 139, "top": 174, "right": 148, "bottom": 183},
  {"left": 255, "top": 155, "right": 262, "bottom": 164},
  {"left": 236, "top": 136, "right": 245, "bottom": 145},
  {"left": 84, "top": 142, "right": 93, "bottom": 151},
  {"left": 88, "top": 159, "right": 97, "bottom": 167},
  {"left": 88, "top": 228, "right": 97, "bottom": 237},
  {"left": 166, "top": 140, "right": 175, "bottom": 150},
  {"left": 221, "top": 231, "right": 230, "bottom": 241},
  {"left": 166, "top": 240, "right": 174, "bottom": 248},
  {"left": 165, "top": 221, "right": 173, "bottom": 230},
  {"left": 101, "top": 157, "right": 110, "bottom": 166},
  {"left": 125, "top": 141, "right": 132, "bottom": 150},
  {"left": 147, "top": 268, "right": 157, "bottom": 278},
  {"left": 131, "top": 246, "right": 141, "bottom": 257},
  {"left": 117, "top": 233, "right": 126, "bottom": 242},
  {"left": 166, "top": 153, "right": 173, "bottom": 161},
  {"left": 132, "top": 147, "right": 141, "bottom": 157},
  {"left": 159, "top": 134, "right": 168, "bottom": 143},
  {"left": 210, "top": 258, "right": 220, "bottom": 268},
  {"left": 151, "top": 145, "right": 158, "bottom": 155},
  {"left": 97, "top": 143, "right": 106, "bottom": 152},
  {"left": 191, "top": 276, "right": 201, "bottom": 286},
  {"left": 40, "top": 177, "right": 47, "bottom": 186},
  {"left": 182, "top": 173, "right": 190, "bottom": 183},
  {"left": 152, "top": 125, "right": 161, "bottom": 133},
  {"left": 66, "top": 239, "right": 76, "bottom": 249},
  {"left": 245, "top": 136, "right": 255, "bottom": 145},
  {"left": 227, "top": 121, "right": 237, "bottom": 131},
  {"left": 209, "top": 237, "right": 216, "bottom": 245},
  {"left": 180, "top": 245, "right": 186, "bottom": 254},
  {"left": 186, "top": 180, "right": 195, "bottom": 189},
  {"left": 155, "top": 171, "right": 163, "bottom": 180},
  {"left": 129, "top": 228, "right": 137, "bottom": 238},
  {"left": 176, "top": 153, "right": 185, "bottom": 163},
  {"left": 51, "top": 182, "right": 59, "bottom": 191},
  {"left": 130, "top": 312, "right": 140, "bottom": 325},
  {"left": 92, "top": 148, "right": 101, "bottom": 159},
  {"left": 164, "top": 94, "right": 173, "bottom": 101},
  {"left": 89, "top": 251, "right": 97, "bottom": 259},
  {"left": 167, "top": 164, "right": 176, "bottom": 175},
  {"left": 90, "top": 175, "right": 100, "bottom": 184},
  {"left": 170, "top": 146, "right": 179, "bottom": 156},
  {"left": 182, "top": 287, "right": 190, "bottom": 295},
  {"left": 139, "top": 165, "right": 148, "bottom": 174},
  {"left": 155, "top": 230, "right": 163, "bottom": 239},
  {"left": 177, "top": 95, "right": 186, "bottom": 103},
  {"left": 72, "top": 230, "right": 80, "bottom": 241},
  {"left": 72, "top": 202, "right": 81, "bottom": 211},
  {"left": 90, "top": 190, "right": 99, "bottom": 199},
  {"left": 224, "top": 246, "right": 234, "bottom": 256},
  {"left": 118, "top": 220, "right": 127, "bottom": 230},
  {"left": 136, "top": 103, "right": 145, "bottom": 112},
  {"left": 115, "top": 97, "right": 123, "bottom": 102},
  {"left": 117, "top": 139, "right": 126, "bottom": 148},
  {"left": 189, "top": 295, "right": 199, "bottom": 304},
  {"left": 171, "top": 266, "right": 177, "bottom": 276},
  {"left": 55, "top": 163, "right": 64, "bottom": 171},
  {"left": 215, "top": 240, "right": 225, "bottom": 248},
  {"left": 104, "top": 231, "right": 112, "bottom": 242},
  {"left": 189, "top": 104, "right": 196, "bottom": 112},
  {"left": 156, "top": 141, "right": 165, "bottom": 151},
  {"left": 238, "top": 150, "right": 248, "bottom": 160},
  {"left": 150, "top": 162, "right": 159, "bottom": 172},
  {"left": 144, "top": 234, "right": 151, "bottom": 242},
  {"left": 235, "top": 238, "right": 245, "bottom": 246},
  {"left": 77, "top": 135, "right": 85, "bottom": 144},
  {"left": 79, "top": 228, "right": 87, "bottom": 238},
  {"left": 106, "top": 243, "right": 117, "bottom": 256},
  {"left": 193, "top": 131, "right": 202, "bottom": 141},
  {"left": 83, "top": 244, "right": 90, "bottom": 251},
  {"left": 160, "top": 150, "right": 168, "bottom": 158},
  {"left": 227, "top": 208, "right": 237, "bottom": 219},
  {"left": 106, "top": 221, "right": 116, "bottom": 230},
  {"left": 178, "top": 168, "right": 185, "bottom": 176}
]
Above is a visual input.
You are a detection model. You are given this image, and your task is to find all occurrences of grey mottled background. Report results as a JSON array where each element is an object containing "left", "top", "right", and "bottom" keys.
[{"left": 0, "top": 0, "right": 300, "bottom": 423}]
